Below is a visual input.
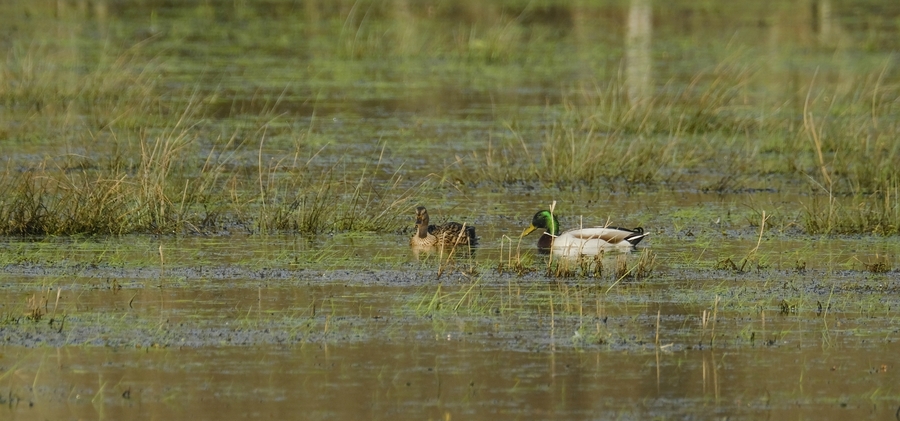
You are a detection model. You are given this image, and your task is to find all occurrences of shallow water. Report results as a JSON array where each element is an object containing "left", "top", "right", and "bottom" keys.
[
  {"left": 4, "top": 339, "right": 899, "bottom": 420},
  {"left": 3, "top": 0, "right": 900, "bottom": 420},
  {"left": 2, "top": 231, "right": 899, "bottom": 419}
]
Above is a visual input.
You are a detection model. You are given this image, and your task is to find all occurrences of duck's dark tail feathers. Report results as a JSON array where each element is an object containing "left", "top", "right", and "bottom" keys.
[{"left": 625, "top": 227, "right": 647, "bottom": 246}]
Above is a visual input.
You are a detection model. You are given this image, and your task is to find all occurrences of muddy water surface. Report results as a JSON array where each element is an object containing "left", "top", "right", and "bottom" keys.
[
  {"left": 4, "top": 340, "right": 898, "bottom": 420},
  {"left": 2, "top": 227, "right": 899, "bottom": 419}
]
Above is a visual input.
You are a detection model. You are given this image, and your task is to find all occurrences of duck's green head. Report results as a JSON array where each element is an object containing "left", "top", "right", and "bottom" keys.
[{"left": 521, "top": 210, "right": 560, "bottom": 237}]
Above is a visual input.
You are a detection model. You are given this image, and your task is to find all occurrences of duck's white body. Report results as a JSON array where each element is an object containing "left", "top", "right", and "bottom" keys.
[
  {"left": 522, "top": 210, "right": 647, "bottom": 257},
  {"left": 548, "top": 227, "right": 647, "bottom": 257}
]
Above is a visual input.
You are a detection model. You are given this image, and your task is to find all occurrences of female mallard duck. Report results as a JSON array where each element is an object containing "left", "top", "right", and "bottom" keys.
[
  {"left": 410, "top": 206, "right": 477, "bottom": 249},
  {"left": 522, "top": 210, "right": 646, "bottom": 254}
]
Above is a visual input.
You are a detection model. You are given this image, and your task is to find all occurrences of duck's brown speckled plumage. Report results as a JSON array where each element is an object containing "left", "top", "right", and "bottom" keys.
[{"left": 410, "top": 207, "right": 476, "bottom": 249}]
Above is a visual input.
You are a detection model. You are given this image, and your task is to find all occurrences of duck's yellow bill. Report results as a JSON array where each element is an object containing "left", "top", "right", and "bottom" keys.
[{"left": 521, "top": 225, "right": 537, "bottom": 237}]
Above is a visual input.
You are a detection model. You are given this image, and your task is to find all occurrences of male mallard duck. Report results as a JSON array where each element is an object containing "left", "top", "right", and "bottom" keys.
[
  {"left": 522, "top": 210, "right": 646, "bottom": 254},
  {"left": 410, "top": 206, "right": 477, "bottom": 249}
]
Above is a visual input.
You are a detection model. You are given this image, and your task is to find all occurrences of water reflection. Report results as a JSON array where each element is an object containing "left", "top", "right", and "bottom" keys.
[{"left": 2, "top": 334, "right": 898, "bottom": 420}]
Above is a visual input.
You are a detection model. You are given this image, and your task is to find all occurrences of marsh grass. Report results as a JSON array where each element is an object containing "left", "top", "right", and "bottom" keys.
[
  {"left": 1, "top": 285, "right": 62, "bottom": 326},
  {"left": 796, "top": 69, "right": 900, "bottom": 235},
  {"left": 854, "top": 254, "right": 892, "bottom": 273},
  {"left": 411, "top": 236, "right": 480, "bottom": 280},
  {"left": 0, "top": 39, "right": 162, "bottom": 137},
  {"left": 0, "top": 121, "right": 422, "bottom": 236},
  {"left": 802, "top": 185, "right": 900, "bottom": 235},
  {"left": 262, "top": 143, "right": 423, "bottom": 235},
  {"left": 632, "top": 249, "right": 656, "bottom": 279},
  {"left": 410, "top": 278, "right": 685, "bottom": 349},
  {"left": 452, "top": 60, "right": 900, "bottom": 234},
  {"left": 4, "top": 8, "right": 900, "bottom": 238},
  {"left": 457, "top": 61, "right": 761, "bottom": 187},
  {"left": 496, "top": 235, "right": 535, "bottom": 276},
  {"left": 701, "top": 296, "right": 721, "bottom": 347},
  {"left": 547, "top": 252, "right": 613, "bottom": 279},
  {"left": 557, "top": 252, "right": 607, "bottom": 279},
  {"left": 415, "top": 252, "right": 659, "bottom": 329},
  {"left": 737, "top": 211, "right": 770, "bottom": 272},
  {"left": 414, "top": 281, "right": 501, "bottom": 317},
  {"left": 25, "top": 290, "right": 48, "bottom": 322},
  {"left": 435, "top": 234, "right": 479, "bottom": 280},
  {"left": 1, "top": 37, "right": 176, "bottom": 235},
  {"left": 1, "top": 38, "right": 428, "bottom": 237}
]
